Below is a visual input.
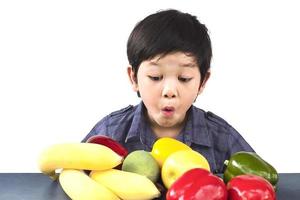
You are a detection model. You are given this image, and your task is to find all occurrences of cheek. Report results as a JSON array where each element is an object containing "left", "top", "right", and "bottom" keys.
[
  {"left": 180, "top": 84, "right": 199, "bottom": 102},
  {"left": 183, "top": 90, "right": 198, "bottom": 103},
  {"left": 138, "top": 78, "right": 160, "bottom": 95},
  {"left": 138, "top": 82, "right": 157, "bottom": 99},
  {"left": 141, "top": 89, "right": 160, "bottom": 105},
  {"left": 141, "top": 93, "right": 159, "bottom": 116}
]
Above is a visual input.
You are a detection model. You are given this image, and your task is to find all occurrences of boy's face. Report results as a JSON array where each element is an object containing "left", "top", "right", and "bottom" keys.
[{"left": 128, "top": 52, "right": 210, "bottom": 131}]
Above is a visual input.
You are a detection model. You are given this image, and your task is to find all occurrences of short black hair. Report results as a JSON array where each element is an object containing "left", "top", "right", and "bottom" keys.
[{"left": 127, "top": 9, "right": 212, "bottom": 84}]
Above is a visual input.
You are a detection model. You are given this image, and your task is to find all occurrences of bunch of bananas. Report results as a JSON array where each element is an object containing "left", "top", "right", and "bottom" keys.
[{"left": 38, "top": 142, "right": 160, "bottom": 200}]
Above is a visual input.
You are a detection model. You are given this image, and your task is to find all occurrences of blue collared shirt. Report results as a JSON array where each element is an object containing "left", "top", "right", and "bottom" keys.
[{"left": 82, "top": 102, "right": 254, "bottom": 173}]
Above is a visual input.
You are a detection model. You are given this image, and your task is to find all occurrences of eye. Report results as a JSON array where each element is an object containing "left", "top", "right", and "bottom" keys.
[
  {"left": 148, "top": 76, "right": 162, "bottom": 81},
  {"left": 178, "top": 77, "right": 192, "bottom": 82}
]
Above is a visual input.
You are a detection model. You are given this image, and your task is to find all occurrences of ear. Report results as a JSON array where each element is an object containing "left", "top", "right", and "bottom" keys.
[
  {"left": 127, "top": 66, "right": 139, "bottom": 92},
  {"left": 198, "top": 69, "right": 211, "bottom": 95}
]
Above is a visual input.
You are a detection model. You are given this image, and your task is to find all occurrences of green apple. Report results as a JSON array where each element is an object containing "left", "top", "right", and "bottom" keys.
[
  {"left": 122, "top": 150, "right": 160, "bottom": 183},
  {"left": 161, "top": 149, "right": 210, "bottom": 188}
]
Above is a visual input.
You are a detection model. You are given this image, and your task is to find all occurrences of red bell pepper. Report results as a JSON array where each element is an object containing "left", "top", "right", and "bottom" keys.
[
  {"left": 166, "top": 168, "right": 227, "bottom": 200},
  {"left": 227, "top": 174, "right": 276, "bottom": 200}
]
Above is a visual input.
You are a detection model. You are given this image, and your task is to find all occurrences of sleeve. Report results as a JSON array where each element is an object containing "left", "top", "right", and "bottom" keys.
[
  {"left": 81, "top": 115, "right": 109, "bottom": 142},
  {"left": 227, "top": 124, "right": 255, "bottom": 155}
]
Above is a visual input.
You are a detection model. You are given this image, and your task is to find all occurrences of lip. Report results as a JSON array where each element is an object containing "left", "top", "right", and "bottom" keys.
[{"left": 162, "top": 106, "right": 175, "bottom": 117}]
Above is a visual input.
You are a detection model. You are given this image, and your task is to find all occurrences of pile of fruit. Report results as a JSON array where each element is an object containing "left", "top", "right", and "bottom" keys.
[{"left": 38, "top": 136, "right": 278, "bottom": 200}]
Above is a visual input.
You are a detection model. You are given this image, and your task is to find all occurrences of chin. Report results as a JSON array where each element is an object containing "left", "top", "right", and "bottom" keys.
[{"left": 158, "top": 119, "right": 177, "bottom": 128}]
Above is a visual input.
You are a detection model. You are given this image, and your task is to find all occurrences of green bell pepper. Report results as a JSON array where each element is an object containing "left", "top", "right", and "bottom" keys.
[{"left": 223, "top": 151, "right": 278, "bottom": 187}]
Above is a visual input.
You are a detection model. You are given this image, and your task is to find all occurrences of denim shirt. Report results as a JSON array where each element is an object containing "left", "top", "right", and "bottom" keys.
[{"left": 82, "top": 102, "right": 254, "bottom": 173}]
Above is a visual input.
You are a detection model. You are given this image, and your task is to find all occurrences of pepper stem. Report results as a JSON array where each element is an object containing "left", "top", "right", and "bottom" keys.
[{"left": 224, "top": 160, "right": 229, "bottom": 166}]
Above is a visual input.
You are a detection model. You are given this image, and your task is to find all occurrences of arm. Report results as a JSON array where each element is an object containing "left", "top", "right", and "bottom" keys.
[{"left": 227, "top": 125, "right": 255, "bottom": 155}]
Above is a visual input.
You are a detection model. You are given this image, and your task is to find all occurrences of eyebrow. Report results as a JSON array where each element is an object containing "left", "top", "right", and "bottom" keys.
[
  {"left": 180, "top": 63, "right": 197, "bottom": 68},
  {"left": 149, "top": 61, "right": 159, "bottom": 66},
  {"left": 148, "top": 61, "right": 197, "bottom": 68}
]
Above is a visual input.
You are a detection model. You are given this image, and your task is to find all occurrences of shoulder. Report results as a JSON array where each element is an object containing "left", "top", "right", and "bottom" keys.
[
  {"left": 83, "top": 105, "right": 137, "bottom": 141},
  {"left": 108, "top": 105, "right": 135, "bottom": 117},
  {"left": 93, "top": 105, "right": 135, "bottom": 124},
  {"left": 192, "top": 106, "right": 229, "bottom": 129},
  {"left": 192, "top": 106, "right": 238, "bottom": 142},
  {"left": 206, "top": 111, "right": 230, "bottom": 128},
  {"left": 102, "top": 104, "right": 137, "bottom": 126},
  {"left": 204, "top": 110, "right": 241, "bottom": 138},
  {"left": 194, "top": 107, "right": 254, "bottom": 152},
  {"left": 204, "top": 110, "right": 240, "bottom": 139}
]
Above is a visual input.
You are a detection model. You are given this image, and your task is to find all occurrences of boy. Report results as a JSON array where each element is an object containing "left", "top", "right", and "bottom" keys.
[{"left": 82, "top": 9, "right": 254, "bottom": 173}]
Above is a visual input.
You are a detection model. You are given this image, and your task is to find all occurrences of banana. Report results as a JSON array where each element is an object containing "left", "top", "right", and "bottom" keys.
[
  {"left": 59, "top": 169, "right": 120, "bottom": 200},
  {"left": 90, "top": 169, "right": 161, "bottom": 200},
  {"left": 38, "top": 143, "right": 123, "bottom": 180}
]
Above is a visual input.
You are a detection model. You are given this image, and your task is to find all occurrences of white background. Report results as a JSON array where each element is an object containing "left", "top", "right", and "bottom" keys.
[{"left": 1, "top": 0, "right": 299, "bottom": 172}]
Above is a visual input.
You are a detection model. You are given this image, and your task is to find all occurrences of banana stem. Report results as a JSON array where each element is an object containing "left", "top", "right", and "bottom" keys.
[{"left": 46, "top": 171, "right": 59, "bottom": 181}]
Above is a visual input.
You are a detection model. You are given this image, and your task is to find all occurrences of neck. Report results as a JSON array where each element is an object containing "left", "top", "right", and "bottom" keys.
[{"left": 151, "top": 126, "right": 182, "bottom": 138}]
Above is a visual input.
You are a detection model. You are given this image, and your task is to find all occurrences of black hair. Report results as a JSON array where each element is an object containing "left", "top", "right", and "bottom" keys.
[{"left": 127, "top": 9, "right": 212, "bottom": 85}]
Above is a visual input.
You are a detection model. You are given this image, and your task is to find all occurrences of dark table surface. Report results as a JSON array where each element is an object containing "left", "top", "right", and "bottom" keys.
[{"left": 0, "top": 173, "right": 299, "bottom": 200}]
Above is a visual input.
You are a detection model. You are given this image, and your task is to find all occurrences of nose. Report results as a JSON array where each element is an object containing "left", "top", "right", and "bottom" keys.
[{"left": 162, "top": 80, "right": 178, "bottom": 98}]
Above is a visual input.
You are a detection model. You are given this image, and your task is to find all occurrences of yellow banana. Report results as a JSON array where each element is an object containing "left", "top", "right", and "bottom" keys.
[
  {"left": 38, "top": 143, "right": 123, "bottom": 180},
  {"left": 90, "top": 169, "right": 161, "bottom": 200},
  {"left": 59, "top": 169, "right": 120, "bottom": 200}
]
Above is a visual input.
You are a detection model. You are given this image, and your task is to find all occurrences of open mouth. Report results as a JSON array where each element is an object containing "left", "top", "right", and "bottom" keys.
[
  {"left": 163, "top": 107, "right": 174, "bottom": 111},
  {"left": 162, "top": 106, "right": 175, "bottom": 116}
]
